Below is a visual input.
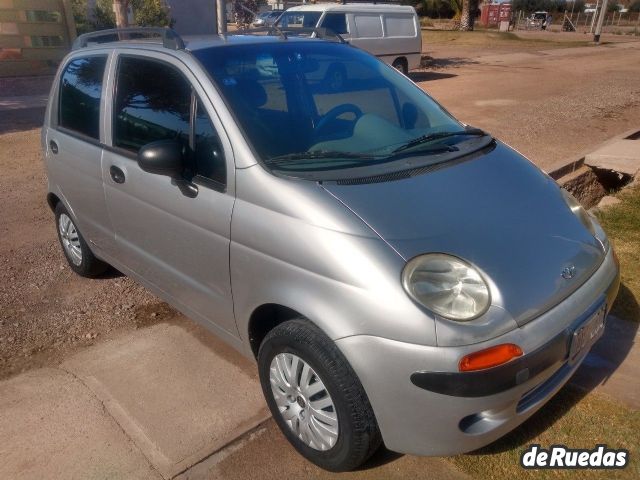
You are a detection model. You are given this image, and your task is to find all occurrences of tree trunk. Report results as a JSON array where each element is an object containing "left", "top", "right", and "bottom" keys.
[
  {"left": 113, "top": 0, "right": 129, "bottom": 29},
  {"left": 460, "top": 0, "right": 478, "bottom": 31}
]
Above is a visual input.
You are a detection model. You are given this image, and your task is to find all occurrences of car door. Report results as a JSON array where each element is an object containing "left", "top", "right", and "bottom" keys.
[
  {"left": 102, "top": 51, "right": 238, "bottom": 339},
  {"left": 46, "top": 52, "right": 116, "bottom": 255}
]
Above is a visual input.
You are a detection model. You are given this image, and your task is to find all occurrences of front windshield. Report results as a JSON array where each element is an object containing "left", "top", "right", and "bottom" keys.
[{"left": 193, "top": 42, "right": 469, "bottom": 176}]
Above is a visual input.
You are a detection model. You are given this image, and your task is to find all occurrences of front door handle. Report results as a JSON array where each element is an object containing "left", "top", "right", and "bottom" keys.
[
  {"left": 110, "top": 165, "right": 126, "bottom": 184},
  {"left": 49, "top": 140, "right": 59, "bottom": 154}
]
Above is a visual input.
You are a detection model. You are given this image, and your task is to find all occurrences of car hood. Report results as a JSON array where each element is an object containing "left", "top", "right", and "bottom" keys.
[{"left": 321, "top": 142, "right": 605, "bottom": 327}]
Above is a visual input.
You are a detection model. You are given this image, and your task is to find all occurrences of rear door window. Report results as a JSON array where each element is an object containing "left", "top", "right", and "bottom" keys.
[
  {"left": 113, "top": 56, "right": 191, "bottom": 152},
  {"left": 58, "top": 55, "right": 108, "bottom": 139}
]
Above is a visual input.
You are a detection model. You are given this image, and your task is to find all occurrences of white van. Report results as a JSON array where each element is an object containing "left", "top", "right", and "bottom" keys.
[{"left": 276, "top": 3, "right": 422, "bottom": 74}]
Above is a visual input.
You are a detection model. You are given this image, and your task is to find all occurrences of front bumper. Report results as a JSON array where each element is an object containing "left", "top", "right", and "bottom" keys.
[{"left": 335, "top": 248, "right": 620, "bottom": 456}]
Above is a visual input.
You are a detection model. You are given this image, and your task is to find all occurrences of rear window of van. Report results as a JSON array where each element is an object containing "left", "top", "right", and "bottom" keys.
[{"left": 384, "top": 15, "right": 416, "bottom": 37}]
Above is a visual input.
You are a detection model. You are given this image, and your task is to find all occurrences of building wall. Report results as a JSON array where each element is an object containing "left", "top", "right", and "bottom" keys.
[{"left": 0, "top": 0, "right": 76, "bottom": 77}]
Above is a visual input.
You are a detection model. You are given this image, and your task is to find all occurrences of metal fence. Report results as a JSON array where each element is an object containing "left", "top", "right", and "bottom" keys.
[{"left": 515, "top": 10, "right": 640, "bottom": 34}]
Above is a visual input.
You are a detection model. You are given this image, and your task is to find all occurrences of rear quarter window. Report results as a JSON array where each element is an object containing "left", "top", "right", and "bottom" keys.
[
  {"left": 58, "top": 55, "right": 108, "bottom": 139},
  {"left": 384, "top": 15, "right": 416, "bottom": 37}
]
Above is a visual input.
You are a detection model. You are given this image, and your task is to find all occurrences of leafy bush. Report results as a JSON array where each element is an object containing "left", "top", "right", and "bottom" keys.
[
  {"left": 512, "top": 0, "right": 568, "bottom": 13},
  {"left": 71, "top": 0, "right": 171, "bottom": 34}
]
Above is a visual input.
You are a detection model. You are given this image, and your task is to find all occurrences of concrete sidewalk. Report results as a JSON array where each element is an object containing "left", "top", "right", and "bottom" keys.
[
  {"left": 0, "top": 322, "right": 270, "bottom": 480},
  {"left": 0, "top": 316, "right": 637, "bottom": 479}
]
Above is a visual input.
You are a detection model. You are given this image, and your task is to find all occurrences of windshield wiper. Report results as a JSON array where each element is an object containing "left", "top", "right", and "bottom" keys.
[
  {"left": 392, "top": 127, "right": 488, "bottom": 154},
  {"left": 264, "top": 150, "right": 378, "bottom": 167}
]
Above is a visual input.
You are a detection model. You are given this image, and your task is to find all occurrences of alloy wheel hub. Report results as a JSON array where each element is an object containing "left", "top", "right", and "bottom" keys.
[{"left": 269, "top": 353, "right": 339, "bottom": 451}]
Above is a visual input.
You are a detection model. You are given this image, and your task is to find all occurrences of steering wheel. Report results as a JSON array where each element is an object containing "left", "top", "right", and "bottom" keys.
[{"left": 314, "top": 104, "right": 363, "bottom": 137}]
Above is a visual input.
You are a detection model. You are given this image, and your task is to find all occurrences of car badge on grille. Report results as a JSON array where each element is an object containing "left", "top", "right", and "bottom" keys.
[{"left": 561, "top": 265, "right": 576, "bottom": 279}]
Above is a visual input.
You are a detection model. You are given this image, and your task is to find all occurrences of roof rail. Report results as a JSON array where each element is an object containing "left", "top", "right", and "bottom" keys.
[
  {"left": 72, "top": 27, "right": 185, "bottom": 51},
  {"left": 233, "top": 26, "right": 346, "bottom": 44}
]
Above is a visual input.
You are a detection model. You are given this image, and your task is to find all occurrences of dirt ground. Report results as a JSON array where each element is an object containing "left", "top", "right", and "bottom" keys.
[
  {"left": 1, "top": 35, "right": 639, "bottom": 380},
  {"left": 415, "top": 37, "right": 640, "bottom": 171}
]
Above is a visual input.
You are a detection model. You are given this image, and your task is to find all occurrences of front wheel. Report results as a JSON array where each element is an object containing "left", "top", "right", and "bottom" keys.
[
  {"left": 258, "top": 319, "right": 381, "bottom": 471},
  {"left": 392, "top": 58, "right": 409, "bottom": 76}
]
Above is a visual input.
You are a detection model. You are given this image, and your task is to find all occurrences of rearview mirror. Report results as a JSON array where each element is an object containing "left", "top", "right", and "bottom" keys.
[{"left": 138, "top": 139, "right": 184, "bottom": 177}]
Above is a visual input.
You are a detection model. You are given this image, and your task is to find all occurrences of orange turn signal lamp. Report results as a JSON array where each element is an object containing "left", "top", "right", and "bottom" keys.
[{"left": 458, "top": 343, "right": 524, "bottom": 372}]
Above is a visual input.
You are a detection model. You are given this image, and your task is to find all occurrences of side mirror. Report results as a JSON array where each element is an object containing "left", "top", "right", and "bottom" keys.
[{"left": 138, "top": 139, "right": 184, "bottom": 177}]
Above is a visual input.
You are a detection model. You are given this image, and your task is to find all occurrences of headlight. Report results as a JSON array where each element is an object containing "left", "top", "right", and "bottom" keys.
[
  {"left": 402, "top": 254, "right": 490, "bottom": 321},
  {"left": 561, "top": 189, "right": 609, "bottom": 251}
]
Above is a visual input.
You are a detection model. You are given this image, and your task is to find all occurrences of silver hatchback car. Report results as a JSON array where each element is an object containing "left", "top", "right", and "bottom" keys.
[{"left": 43, "top": 28, "right": 619, "bottom": 471}]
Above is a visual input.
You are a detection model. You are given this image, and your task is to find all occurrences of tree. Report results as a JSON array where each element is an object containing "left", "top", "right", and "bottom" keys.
[
  {"left": 131, "top": 0, "right": 172, "bottom": 27},
  {"left": 631, "top": 0, "right": 640, "bottom": 12},
  {"left": 93, "top": 0, "right": 116, "bottom": 29},
  {"left": 512, "top": 0, "right": 568, "bottom": 13},
  {"left": 113, "top": 0, "right": 130, "bottom": 28},
  {"left": 234, "top": 0, "right": 258, "bottom": 28},
  {"left": 71, "top": 0, "right": 92, "bottom": 34},
  {"left": 459, "top": 0, "right": 478, "bottom": 30},
  {"left": 70, "top": 0, "right": 172, "bottom": 34}
]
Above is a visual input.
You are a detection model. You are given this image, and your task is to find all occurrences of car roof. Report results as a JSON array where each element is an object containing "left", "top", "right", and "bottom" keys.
[
  {"left": 287, "top": 3, "right": 415, "bottom": 13},
  {"left": 74, "top": 34, "right": 325, "bottom": 55}
]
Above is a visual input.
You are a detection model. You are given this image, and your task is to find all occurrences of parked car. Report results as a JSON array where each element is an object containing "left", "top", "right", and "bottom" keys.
[
  {"left": 275, "top": 3, "right": 421, "bottom": 75},
  {"left": 525, "top": 11, "right": 549, "bottom": 29},
  {"left": 253, "top": 9, "right": 284, "bottom": 27},
  {"left": 44, "top": 28, "right": 619, "bottom": 472}
]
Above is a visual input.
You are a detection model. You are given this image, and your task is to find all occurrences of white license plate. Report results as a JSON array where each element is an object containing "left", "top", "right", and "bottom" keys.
[{"left": 569, "top": 304, "right": 606, "bottom": 363}]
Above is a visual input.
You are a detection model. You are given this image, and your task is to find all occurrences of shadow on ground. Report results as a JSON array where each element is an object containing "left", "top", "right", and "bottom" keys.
[
  {"left": 0, "top": 107, "right": 45, "bottom": 135},
  {"left": 409, "top": 71, "right": 458, "bottom": 82},
  {"left": 421, "top": 56, "right": 479, "bottom": 69}
]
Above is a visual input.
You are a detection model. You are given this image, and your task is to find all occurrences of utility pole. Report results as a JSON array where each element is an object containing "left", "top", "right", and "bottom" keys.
[
  {"left": 593, "top": 0, "right": 609, "bottom": 43},
  {"left": 590, "top": 0, "right": 599, "bottom": 33},
  {"left": 217, "top": 0, "right": 227, "bottom": 35}
]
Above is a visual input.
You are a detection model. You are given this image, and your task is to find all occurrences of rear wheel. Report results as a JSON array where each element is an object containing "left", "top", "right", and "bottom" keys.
[
  {"left": 392, "top": 57, "right": 409, "bottom": 76},
  {"left": 258, "top": 319, "right": 381, "bottom": 471},
  {"left": 55, "top": 202, "right": 108, "bottom": 277}
]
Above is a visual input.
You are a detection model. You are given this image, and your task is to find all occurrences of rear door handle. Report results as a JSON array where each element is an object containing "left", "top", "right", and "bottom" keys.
[
  {"left": 49, "top": 140, "right": 58, "bottom": 154},
  {"left": 110, "top": 165, "right": 126, "bottom": 184}
]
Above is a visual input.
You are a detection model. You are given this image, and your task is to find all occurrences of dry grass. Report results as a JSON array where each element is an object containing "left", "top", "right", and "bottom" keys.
[
  {"left": 421, "top": 29, "right": 591, "bottom": 49},
  {"left": 596, "top": 183, "right": 640, "bottom": 323},
  {"left": 449, "top": 386, "right": 640, "bottom": 479}
]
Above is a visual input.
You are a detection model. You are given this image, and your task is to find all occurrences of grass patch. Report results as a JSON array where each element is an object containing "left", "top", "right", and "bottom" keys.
[
  {"left": 421, "top": 29, "right": 590, "bottom": 49},
  {"left": 595, "top": 183, "right": 640, "bottom": 323},
  {"left": 449, "top": 386, "right": 640, "bottom": 479}
]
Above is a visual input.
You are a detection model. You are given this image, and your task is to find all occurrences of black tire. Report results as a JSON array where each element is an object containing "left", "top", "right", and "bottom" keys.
[
  {"left": 55, "top": 202, "right": 108, "bottom": 277},
  {"left": 258, "top": 319, "right": 381, "bottom": 472},
  {"left": 392, "top": 58, "right": 409, "bottom": 76}
]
